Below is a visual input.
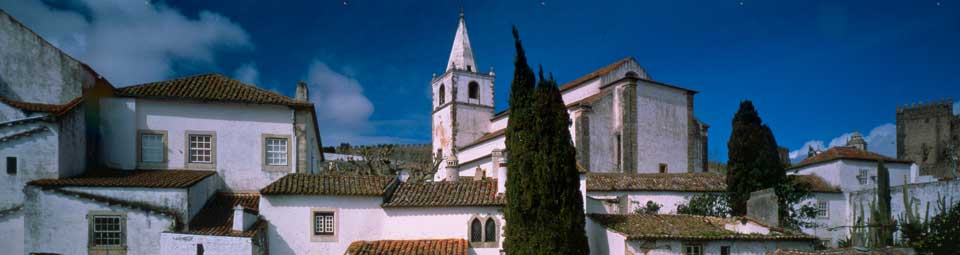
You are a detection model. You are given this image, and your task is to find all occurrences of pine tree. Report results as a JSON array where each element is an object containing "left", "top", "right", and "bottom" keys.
[
  {"left": 503, "top": 27, "right": 589, "bottom": 254},
  {"left": 726, "top": 100, "right": 785, "bottom": 216},
  {"left": 503, "top": 26, "right": 541, "bottom": 254}
]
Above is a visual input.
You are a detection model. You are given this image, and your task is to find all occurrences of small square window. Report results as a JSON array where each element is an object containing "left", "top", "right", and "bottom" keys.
[
  {"left": 659, "top": 163, "right": 668, "bottom": 173},
  {"left": 313, "top": 211, "right": 334, "bottom": 235},
  {"left": 817, "top": 200, "right": 829, "bottom": 218},
  {"left": 683, "top": 244, "right": 703, "bottom": 255},
  {"left": 188, "top": 135, "right": 213, "bottom": 163},
  {"left": 6, "top": 157, "right": 16, "bottom": 175},
  {"left": 140, "top": 133, "right": 165, "bottom": 163},
  {"left": 89, "top": 214, "right": 125, "bottom": 248},
  {"left": 720, "top": 246, "right": 730, "bottom": 255},
  {"left": 266, "top": 138, "right": 288, "bottom": 166}
]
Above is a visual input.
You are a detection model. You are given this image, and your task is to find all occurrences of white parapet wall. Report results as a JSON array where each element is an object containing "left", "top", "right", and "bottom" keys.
[{"left": 160, "top": 232, "right": 262, "bottom": 255}]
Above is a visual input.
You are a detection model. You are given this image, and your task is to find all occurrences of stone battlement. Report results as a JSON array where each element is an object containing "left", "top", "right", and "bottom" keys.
[{"left": 896, "top": 98, "right": 954, "bottom": 119}]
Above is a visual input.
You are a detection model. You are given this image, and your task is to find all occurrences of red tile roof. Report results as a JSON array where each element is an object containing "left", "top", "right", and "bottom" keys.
[
  {"left": 28, "top": 169, "right": 215, "bottom": 188},
  {"left": 186, "top": 193, "right": 263, "bottom": 237},
  {"left": 382, "top": 179, "right": 505, "bottom": 208},
  {"left": 346, "top": 239, "right": 468, "bottom": 255},
  {"left": 791, "top": 147, "right": 912, "bottom": 170},
  {"left": 116, "top": 73, "right": 312, "bottom": 107},
  {"left": 260, "top": 174, "right": 396, "bottom": 196},
  {"left": 587, "top": 172, "right": 726, "bottom": 192},
  {"left": 558, "top": 57, "right": 635, "bottom": 92},
  {"left": 0, "top": 96, "right": 83, "bottom": 116},
  {"left": 588, "top": 213, "right": 817, "bottom": 241}
]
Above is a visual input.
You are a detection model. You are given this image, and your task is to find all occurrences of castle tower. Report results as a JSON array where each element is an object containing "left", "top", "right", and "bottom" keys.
[
  {"left": 846, "top": 131, "right": 867, "bottom": 151},
  {"left": 431, "top": 10, "right": 495, "bottom": 178},
  {"left": 896, "top": 99, "right": 959, "bottom": 178}
]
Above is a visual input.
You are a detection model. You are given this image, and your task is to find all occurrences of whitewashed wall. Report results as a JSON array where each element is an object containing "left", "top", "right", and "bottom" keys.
[
  {"left": 260, "top": 195, "right": 387, "bottom": 255},
  {"left": 100, "top": 98, "right": 298, "bottom": 191},
  {"left": 383, "top": 207, "right": 503, "bottom": 255},
  {"left": 586, "top": 191, "right": 716, "bottom": 214},
  {"left": 792, "top": 160, "right": 911, "bottom": 193},
  {"left": 160, "top": 232, "right": 261, "bottom": 255},
  {"left": 0, "top": 211, "right": 24, "bottom": 255},
  {"left": 847, "top": 179, "right": 960, "bottom": 239},
  {"left": 24, "top": 186, "right": 176, "bottom": 255},
  {"left": 799, "top": 192, "right": 846, "bottom": 247},
  {"left": 586, "top": 217, "right": 625, "bottom": 255},
  {"left": 0, "top": 118, "right": 59, "bottom": 208},
  {"left": 561, "top": 79, "right": 602, "bottom": 105},
  {"left": 635, "top": 80, "right": 689, "bottom": 173}
]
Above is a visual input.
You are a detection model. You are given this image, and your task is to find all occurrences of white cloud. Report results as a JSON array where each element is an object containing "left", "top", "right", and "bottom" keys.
[
  {"left": 232, "top": 62, "right": 260, "bottom": 85},
  {"left": 789, "top": 123, "right": 897, "bottom": 163},
  {"left": 1, "top": 0, "right": 252, "bottom": 86},
  {"left": 305, "top": 60, "right": 375, "bottom": 143}
]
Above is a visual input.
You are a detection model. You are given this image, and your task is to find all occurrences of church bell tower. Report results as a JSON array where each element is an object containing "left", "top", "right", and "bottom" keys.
[{"left": 431, "top": 10, "right": 495, "bottom": 176}]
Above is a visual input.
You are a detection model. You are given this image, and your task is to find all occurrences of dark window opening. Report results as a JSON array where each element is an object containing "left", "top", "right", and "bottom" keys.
[
  {"left": 6, "top": 157, "right": 16, "bottom": 175},
  {"left": 720, "top": 246, "right": 730, "bottom": 255},
  {"left": 468, "top": 82, "right": 480, "bottom": 100},
  {"left": 484, "top": 218, "right": 496, "bottom": 242},
  {"left": 439, "top": 85, "right": 446, "bottom": 105},
  {"left": 467, "top": 65, "right": 472, "bottom": 72},
  {"left": 313, "top": 212, "right": 335, "bottom": 235},
  {"left": 659, "top": 163, "right": 668, "bottom": 173},
  {"left": 470, "top": 218, "right": 482, "bottom": 242},
  {"left": 196, "top": 243, "right": 204, "bottom": 255},
  {"left": 615, "top": 134, "right": 622, "bottom": 171}
]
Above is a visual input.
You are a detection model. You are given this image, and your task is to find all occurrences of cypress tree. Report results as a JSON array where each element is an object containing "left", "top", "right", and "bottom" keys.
[
  {"left": 876, "top": 160, "right": 893, "bottom": 246},
  {"left": 726, "top": 100, "right": 785, "bottom": 215},
  {"left": 504, "top": 27, "right": 589, "bottom": 254},
  {"left": 503, "top": 26, "right": 541, "bottom": 254}
]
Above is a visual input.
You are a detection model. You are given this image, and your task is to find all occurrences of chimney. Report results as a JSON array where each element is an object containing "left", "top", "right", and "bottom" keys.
[
  {"left": 747, "top": 188, "right": 779, "bottom": 228},
  {"left": 295, "top": 81, "right": 309, "bottom": 101},
  {"left": 232, "top": 205, "right": 256, "bottom": 232},
  {"left": 495, "top": 150, "right": 508, "bottom": 194},
  {"left": 444, "top": 156, "right": 459, "bottom": 181}
]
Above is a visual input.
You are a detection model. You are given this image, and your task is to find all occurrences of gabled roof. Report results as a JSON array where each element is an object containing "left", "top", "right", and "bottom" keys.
[
  {"left": 790, "top": 146, "right": 912, "bottom": 170},
  {"left": 382, "top": 178, "right": 505, "bottom": 208},
  {"left": 588, "top": 214, "right": 816, "bottom": 241},
  {"left": 0, "top": 96, "right": 83, "bottom": 116},
  {"left": 28, "top": 169, "right": 215, "bottom": 188},
  {"left": 260, "top": 174, "right": 396, "bottom": 196},
  {"left": 186, "top": 192, "right": 263, "bottom": 237},
  {"left": 558, "top": 57, "right": 635, "bottom": 92},
  {"left": 116, "top": 73, "right": 312, "bottom": 107},
  {"left": 347, "top": 239, "right": 468, "bottom": 255},
  {"left": 587, "top": 172, "right": 726, "bottom": 192}
]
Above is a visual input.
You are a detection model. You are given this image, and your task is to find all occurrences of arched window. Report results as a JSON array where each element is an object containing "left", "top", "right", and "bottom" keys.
[
  {"left": 468, "top": 82, "right": 479, "bottom": 100},
  {"left": 439, "top": 84, "right": 446, "bottom": 105},
  {"left": 470, "top": 218, "right": 483, "bottom": 242},
  {"left": 484, "top": 218, "right": 496, "bottom": 242}
]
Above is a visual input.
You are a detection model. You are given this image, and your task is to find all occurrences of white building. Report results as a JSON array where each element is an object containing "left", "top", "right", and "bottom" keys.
[{"left": 432, "top": 11, "right": 710, "bottom": 182}]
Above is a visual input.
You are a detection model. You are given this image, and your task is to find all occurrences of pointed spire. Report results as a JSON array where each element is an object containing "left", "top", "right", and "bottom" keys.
[{"left": 446, "top": 9, "right": 477, "bottom": 73}]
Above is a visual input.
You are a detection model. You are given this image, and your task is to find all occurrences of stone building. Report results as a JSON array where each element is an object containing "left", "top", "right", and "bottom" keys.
[
  {"left": 896, "top": 99, "right": 960, "bottom": 178},
  {"left": 432, "top": 11, "right": 709, "bottom": 182}
]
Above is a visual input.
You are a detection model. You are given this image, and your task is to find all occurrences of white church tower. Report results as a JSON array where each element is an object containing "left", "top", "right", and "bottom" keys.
[{"left": 431, "top": 10, "right": 495, "bottom": 180}]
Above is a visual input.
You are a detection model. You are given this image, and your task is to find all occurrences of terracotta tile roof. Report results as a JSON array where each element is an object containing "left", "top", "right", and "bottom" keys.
[
  {"left": 791, "top": 175, "right": 841, "bottom": 193},
  {"left": 769, "top": 248, "right": 915, "bottom": 255},
  {"left": 346, "top": 239, "right": 468, "bottom": 255},
  {"left": 791, "top": 147, "right": 912, "bottom": 170},
  {"left": 28, "top": 169, "right": 215, "bottom": 188},
  {"left": 588, "top": 213, "right": 817, "bottom": 241},
  {"left": 586, "top": 172, "right": 726, "bottom": 192},
  {"left": 116, "top": 73, "right": 312, "bottom": 107},
  {"left": 260, "top": 174, "right": 396, "bottom": 196},
  {"left": 186, "top": 193, "right": 263, "bottom": 237},
  {"left": 558, "top": 57, "right": 635, "bottom": 92},
  {"left": 458, "top": 128, "right": 505, "bottom": 150},
  {"left": 0, "top": 96, "right": 83, "bottom": 116},
  {"left": 382, "top": 179, "right": 505, "bottom": 208}
]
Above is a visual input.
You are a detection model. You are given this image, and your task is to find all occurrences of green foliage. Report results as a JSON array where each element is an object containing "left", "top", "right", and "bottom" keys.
[
  {"left": 726, "top": 101, "right": 785, "bottom": 216},
  {"left": 774, "top": 176, "right": 818, "bottom": 230},
  {"left": 874, "top": 161, "right": 894, "bottom": 247},
  {"left": 634, "top": 200, "right": 662, "bottom": 214},
  {"left": 677, "top": 193, "right": 731, "bottom": 217},
  {"left": 898, "top": 187, "right": 959, "bottom": 254},
  {"left": 503, "top": 27, "right": 588, "bottom": 254}
]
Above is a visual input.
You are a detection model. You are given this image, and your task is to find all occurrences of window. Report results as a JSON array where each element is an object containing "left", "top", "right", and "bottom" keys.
[
  {"left": 683, "top": 244, "right": 703, "bottom": 255},
  {"left": 139, "top": 131, "right": 165, "bottom": 163},
  {"left": 196, "top": 243, "right": 204, "bottom": 255},
  {"left": 615, "top": 134, "right": 622, "bottom": 171},
  {"left": 313, "top": 212, "right": 334, "bottom": 235},
  {"left": 659, "top": 163, "right": 668, "bottom": 173},
  {"left": 266, "top": 138, "right": 288, "bottom": 166},
  {"left": 89, "top": 213, "right": 125, "bottom": 249},
  {"left": 720, "top": 246, "right": 730, "bottom": 255},
  {"left": 817, "top": 200, "right": 829, "bottom": 218},
  {"left": 439, "top": 84, "right": 446, "bottom": 105},
  {"left": 6, "top": 157, "right": 15, "bottom": 175},
  {"left": 188, "top": 134, "right": 213, "bottom": 163},
  {"left": 857, "top": 169, "right": 869, "bottom": 185},
  {"left": 468, "top": 81, "right": 480, "bottom": 99},
  {"left": 470, "top": 218, "right": 482, "bottom": 242},
  {"left": 484, "top": 218, "right": 496, "bottom": 242},
  {"left": 467, "top": 65, "right": 472, "bottom": 72}
]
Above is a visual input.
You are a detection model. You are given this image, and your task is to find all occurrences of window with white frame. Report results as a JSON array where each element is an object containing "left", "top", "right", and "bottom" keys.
[
  {"left": 266, "top": 138, "right": 288, "bottom": 166},
  {"left": 313, "top": 211, "right": 334, "bottom": 235},
  {"left": 140, "top": 133, "right": 164, "bottom": 163},
  {"left": 683, "top": 244, "right": 703, "bottom": 255},
  {"left": 90, "top": 214, "right": 125, "bottom": 248},
  {"left": 817, "top": 200, "right": 829, "bottom": 218},
  {"left": 857, "top": 169, "right": 869, "bottom": 184},
  {"left": 188, "top": 134, "right": 213, "bottom": 163}
]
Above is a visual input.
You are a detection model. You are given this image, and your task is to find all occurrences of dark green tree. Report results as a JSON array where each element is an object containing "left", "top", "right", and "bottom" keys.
[
  {"left": 677, "top": 193, "right": 731, "bottom": 217},
  {"left": 726, "top": 101, "right": 786, "bottom": 216},
  {"left": 503, "top": 27, "right": 589, "bottom": 254},
  {"left": 874, "top": 160, "right": 894, "bottom": 246}
]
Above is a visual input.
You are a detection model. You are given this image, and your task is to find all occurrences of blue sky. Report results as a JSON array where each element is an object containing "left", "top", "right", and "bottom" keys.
[{"left": 3, "top": 0, "right": 959, "bottom": 163}]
